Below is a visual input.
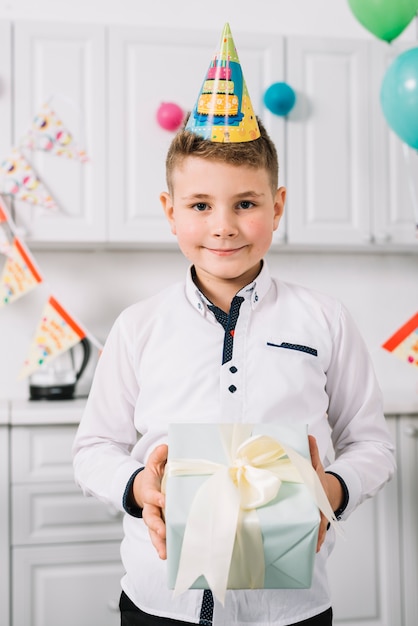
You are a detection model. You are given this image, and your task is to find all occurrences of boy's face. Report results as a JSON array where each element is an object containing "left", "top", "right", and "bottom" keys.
[{"left": 161, "top": 156, "right": 285, "bottom": 298}]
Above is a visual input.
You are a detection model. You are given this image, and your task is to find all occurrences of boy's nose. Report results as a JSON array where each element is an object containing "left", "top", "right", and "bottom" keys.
[
  {"left": 213, "top": 227, "right": 236, "bottom": 237},
  {"left": 212, "top": 212, "right": 238, "bottom": 237}
]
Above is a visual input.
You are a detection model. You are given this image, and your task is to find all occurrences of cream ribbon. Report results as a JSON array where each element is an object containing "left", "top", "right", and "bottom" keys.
[{"left": 163, "top": 424, "right": 338, "bottom": 604}]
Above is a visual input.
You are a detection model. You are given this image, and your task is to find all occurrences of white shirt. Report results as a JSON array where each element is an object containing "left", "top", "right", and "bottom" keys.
[{"left": 73, "top": 263, "right": 395, "bottom": 626}]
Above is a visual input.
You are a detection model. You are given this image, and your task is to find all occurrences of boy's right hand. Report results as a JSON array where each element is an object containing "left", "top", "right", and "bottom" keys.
[{"left": 132, "top": 444, "right": 168, "bottom": 560}]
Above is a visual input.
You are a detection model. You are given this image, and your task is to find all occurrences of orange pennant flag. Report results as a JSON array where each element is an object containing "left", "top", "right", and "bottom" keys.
[
  {"left": 382, "top": 312, "right": 418, "bottom": 367},
  {"left": 20, "top": 296, "right": 87, "bottom": 379},
  {"left": 0, "top": 237, "right": 43, "bottom": 305},
  {"left": 0, "top": 203, "right": 7, "bottom": 222},
  {"left": 0, "top": 200, "right": 13, "bottom": 257}
]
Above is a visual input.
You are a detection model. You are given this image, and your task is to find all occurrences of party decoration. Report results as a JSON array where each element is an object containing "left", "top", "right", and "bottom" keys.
[
  {"left": 19, "top": 102, "right": 89, "bottom": 162},
  {"left": 0, "top": 203, "right": 7, "bottom": 223},
  {"left": 0, "top": 236, "right": 43, "bottom": 306},
  {"left": 263, "top": 82, "right": 296, "bottom": 117},
  {"left": 380, "top": 47, "right": 418, "bottom": 150},
  {"left": 19, "top": 296, "right": 87, "bottom": 379},
  {"left": 185, "top": 23, "right": 260, "bottom": 143},
  {"left": 0, "top": 234, "right": 12, "bottom": 258},
  {"left": 382, "top": 312, "right": 418, "bottom": 367},
  {"left": 0, "top": 222, "right": 12, "bottom": 258},
  {"left": 0, "top": 149, "right": 58, "bottom": 210},
  {"left": 347, "top": 0, "right": 418, "bottom": 43},
  {"left": 0, "top": 201, "right": 12, "bottom": 257},
  {"left": 156, "top": 102, "right": 184, "bottom": 131}
]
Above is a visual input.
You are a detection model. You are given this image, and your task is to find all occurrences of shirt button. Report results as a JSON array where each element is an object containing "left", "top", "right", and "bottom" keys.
[
  {"left": 228, "top": 385, "right": 237, "bottom": 393},
  {"left": 229, "top": 366, "right": 238, "bottom": 373}
]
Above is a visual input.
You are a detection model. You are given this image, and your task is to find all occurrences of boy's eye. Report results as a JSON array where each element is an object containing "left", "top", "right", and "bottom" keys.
[
  {"left": 193, "top": 203, "right": 208, "bottom": 212},
  {"left": 237, "top": 201, "right": 254, "bottom": 209}
]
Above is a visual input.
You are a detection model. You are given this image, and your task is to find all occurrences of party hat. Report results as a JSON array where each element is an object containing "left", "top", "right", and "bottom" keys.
[{"left": 185, "top": 23, "right": 260, "bottom": 143}]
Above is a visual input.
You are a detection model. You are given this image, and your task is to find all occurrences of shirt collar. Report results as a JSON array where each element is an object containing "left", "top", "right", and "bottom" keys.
[{"left": 185, "top": 262, "right": 273, "bottom": 317}]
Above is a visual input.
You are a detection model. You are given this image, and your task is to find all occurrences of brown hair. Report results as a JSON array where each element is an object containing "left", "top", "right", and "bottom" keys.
[{"left": 165, "top": 117, "right": 279, "bottom": 196}]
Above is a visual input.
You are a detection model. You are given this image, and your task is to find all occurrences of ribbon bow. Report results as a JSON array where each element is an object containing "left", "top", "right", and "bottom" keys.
[{"left": 164, "top": 424, "right": 338, "bottom": 604}]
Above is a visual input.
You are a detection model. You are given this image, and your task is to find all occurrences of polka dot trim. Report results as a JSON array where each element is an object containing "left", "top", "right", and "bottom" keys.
[
  {"left": 266, "top": 341, "right": 318, "bottom": 357},
  {"left": 199, "top": 589, "right": 214, "bottom": 625}
]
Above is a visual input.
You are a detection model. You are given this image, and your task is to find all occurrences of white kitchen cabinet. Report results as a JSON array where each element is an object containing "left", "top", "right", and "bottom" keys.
[
  {"left": 0, "top": 403, "right": 10, "bottom": 626},
  {"left": 108, "top": 26, "right": 286, "bottom": 245},
  {"left": 397, "top": 415, "right": 418, "bottom": 626},
  {"left": 0, "top": 21, "right": 12, "bottom": 165},
  {"left": 286, "top": 37, "right": 371, "bottom": 246},
  {"left": 13, "top": 542, "right": 123, "bottom": 626},
  {"left": 370, "top": 42, "right": 418, "bottom": 246},
  {"left": 12, "top": 21, "right": 107, "bottom": 243},
  {"left": 10, "top": 422, "right": 124, "bottom": 626},
  {"left": 285, "top": 38, "right": 418, "bottom": 247},
  {"left": 7, "top": 23, "right": 418, "bottom": 249},
  {"left": 328, "top": 416, "right": 402, "bottom": 625}
]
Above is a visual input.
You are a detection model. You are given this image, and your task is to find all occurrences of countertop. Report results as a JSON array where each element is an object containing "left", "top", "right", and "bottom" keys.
[
  {"left": 1, "top": 390, "right": 417, "bottom": 426},
  {"left": 4, "top": 397, "right": 86, "bottom": 425}
]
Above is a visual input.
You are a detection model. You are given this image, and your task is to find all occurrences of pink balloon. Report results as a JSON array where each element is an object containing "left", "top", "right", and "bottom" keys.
[{"left": 156, "top": 102, "right": 184, "bottom": 131}]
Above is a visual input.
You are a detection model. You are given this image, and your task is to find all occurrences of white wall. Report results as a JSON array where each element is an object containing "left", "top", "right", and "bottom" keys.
[
  {"left": 0, "top": 0, "right": 417, "bottom": 404},
  {"left": 0, "top": 0, "right": 416, "bottom": 39}
]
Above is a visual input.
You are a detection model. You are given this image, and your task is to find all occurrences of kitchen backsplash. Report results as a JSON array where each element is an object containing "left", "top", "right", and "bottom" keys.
[{"left": 1, "top": 248, "right": 417, "bottom": 403}]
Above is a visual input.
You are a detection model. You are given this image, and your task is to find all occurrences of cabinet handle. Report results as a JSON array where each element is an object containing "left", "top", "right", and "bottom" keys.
[{"left": 404, "top": 425, "right": 418, "bottom": 438}]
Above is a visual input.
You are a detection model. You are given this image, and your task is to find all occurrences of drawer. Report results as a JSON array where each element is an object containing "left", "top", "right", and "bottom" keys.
[
  {"left": 11, "top": 425, "right": 77, "bottom": 483},
  {"left": 12, "top": 482, "right": 124, "bottom": 545},
  {"left": 13, "top": 541, "right": 123, "bottom": 626}
]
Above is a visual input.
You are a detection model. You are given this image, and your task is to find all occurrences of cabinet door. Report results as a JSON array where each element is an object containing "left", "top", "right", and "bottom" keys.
[
  {"left": 108, "top": 26, "right": 285, "bottom": 244},
  {"left": 0, "top": 425, "right": 10, "bottom": 626},
  {"left": 286, "top": 37, "right": 371, "bottom": 245},
  {"left": 11, "top": 424, "right": 77, "bottom": 483},
  {"left": 13, "top": 542, "right": 123, "bottom": 626},
  {"left": 13, "top": 21, "right": 106, "bottom": 243},
  {"left": 398, "top": 416, "right": 418, "bottom": 626},
  {"left": 0, "top": 21, "right": 12, "bottom": 166},
  {"left": 371, "top": 42, "right": 418, "bottom": 246},
  {"left": 12, "top": 482, "right": 123, "bottom": 545},
  {"left": 327, "top": 417, "right": 402, "bottom": 625}
]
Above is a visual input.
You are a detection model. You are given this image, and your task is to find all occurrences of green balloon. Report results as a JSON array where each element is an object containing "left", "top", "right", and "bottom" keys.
[{"left": 348, "top": 0, "right": 418, "bottom": 42}]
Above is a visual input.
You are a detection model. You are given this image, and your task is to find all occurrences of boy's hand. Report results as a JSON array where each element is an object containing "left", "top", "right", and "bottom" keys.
[
  {"left": 133, "top": 444, "right": 168, "bottom": 559},
  {"left": 308, "top": 435, "right": 343, "bottom": 553}
]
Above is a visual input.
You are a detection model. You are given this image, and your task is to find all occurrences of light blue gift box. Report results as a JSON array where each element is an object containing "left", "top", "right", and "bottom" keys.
[{"left": 165, "top": 423, "right": 320, "bottom": 591}]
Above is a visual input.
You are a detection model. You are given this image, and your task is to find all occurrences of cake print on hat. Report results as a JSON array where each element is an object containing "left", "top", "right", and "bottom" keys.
[{"left": 185, "top": 23, "right": 260, "bottom": 143}]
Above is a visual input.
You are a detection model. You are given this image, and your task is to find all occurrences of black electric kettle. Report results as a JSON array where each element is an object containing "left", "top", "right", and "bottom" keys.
[{"left": 29, "top": 337, "right": 91, "bottom": 400}]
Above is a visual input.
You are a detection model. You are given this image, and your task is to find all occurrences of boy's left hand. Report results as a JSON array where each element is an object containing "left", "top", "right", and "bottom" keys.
[{"left": 308, "top": 435, "right": 343, "bottom": 553}]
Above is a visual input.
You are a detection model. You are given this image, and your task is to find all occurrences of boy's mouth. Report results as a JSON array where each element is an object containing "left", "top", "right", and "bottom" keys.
[{"left": 205, "top": 246, "right": 246, "bottom": 256}]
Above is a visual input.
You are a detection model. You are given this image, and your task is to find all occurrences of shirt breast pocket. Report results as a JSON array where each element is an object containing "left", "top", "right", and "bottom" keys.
[{"left": 266, "top": 341, "right": 318, "bottom": 357}]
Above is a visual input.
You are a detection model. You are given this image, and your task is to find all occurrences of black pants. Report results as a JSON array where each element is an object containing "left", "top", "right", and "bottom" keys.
[{"left": 119, "top": 591, "right": 333, "bottom": 625}]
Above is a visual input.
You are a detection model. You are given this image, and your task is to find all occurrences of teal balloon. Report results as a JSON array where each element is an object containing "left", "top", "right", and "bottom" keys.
[
  {"left": 263, "top": 82, "right": 296, "bottom": 116},
  {"left": 380, "top": 47, "right": 418, "bottom": 149}
]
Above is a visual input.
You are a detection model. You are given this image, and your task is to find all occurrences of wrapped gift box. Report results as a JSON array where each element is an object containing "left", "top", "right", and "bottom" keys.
[{"left": 165, "top": 422, "right": 321, "bottom": 595}]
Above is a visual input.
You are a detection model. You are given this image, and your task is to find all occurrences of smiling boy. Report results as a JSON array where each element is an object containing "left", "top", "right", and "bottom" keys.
[
  {"left": 161, "top": 132, "right": 285, "bottom": 312},
  {"left": 73, "top": 24, "right": 395, "bottom": 626}
]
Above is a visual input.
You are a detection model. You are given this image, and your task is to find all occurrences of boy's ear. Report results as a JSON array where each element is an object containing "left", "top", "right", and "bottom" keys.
[
  {"left": 273, "top": 186, "right": 286, "bottom": 231},
  {"left": 160, "top": 191, "right": 176, "bottom": 235}
]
